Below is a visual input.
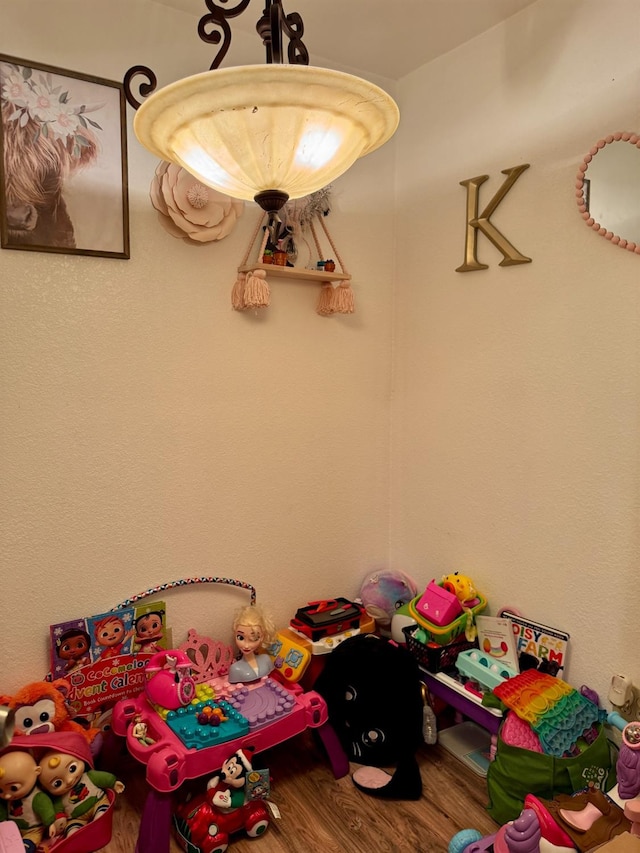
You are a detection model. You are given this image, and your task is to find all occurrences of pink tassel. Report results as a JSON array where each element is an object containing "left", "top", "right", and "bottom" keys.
[
  {"left": 231, "top": 272, "right": 247, "bottom": 311},
  {"left": 332, "top": 280, "right": 355, "bottom": 314},
  {"left": 316, "top": 282, "right": 335, "bottom": 316},
  {"left": 242, "top": 269, "right": 270, "bottom": 309}
]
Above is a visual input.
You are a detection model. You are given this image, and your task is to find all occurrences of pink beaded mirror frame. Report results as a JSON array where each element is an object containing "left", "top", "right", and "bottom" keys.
[{"left": 575, "top": 131, "right": 640, "bottom": 255}]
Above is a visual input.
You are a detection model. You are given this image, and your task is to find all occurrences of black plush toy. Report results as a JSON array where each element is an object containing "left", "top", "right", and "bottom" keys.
[{"left": 314, "top": 633, "right": 424, "bottom": 799}]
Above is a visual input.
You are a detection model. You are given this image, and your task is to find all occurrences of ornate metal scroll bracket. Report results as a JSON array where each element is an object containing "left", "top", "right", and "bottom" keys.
[{"left": 124, "top": 0, "right": 309, "bottom": 110}]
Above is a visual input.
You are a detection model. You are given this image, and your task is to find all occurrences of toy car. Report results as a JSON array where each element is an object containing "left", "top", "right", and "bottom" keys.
[{"left": 173, "top": 792, "right": 270, "bottom": 853}]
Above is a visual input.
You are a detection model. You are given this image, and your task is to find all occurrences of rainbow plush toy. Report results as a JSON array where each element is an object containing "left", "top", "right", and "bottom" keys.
[{"left": 359, "top": 569, "right": 418, "bottom": 629}]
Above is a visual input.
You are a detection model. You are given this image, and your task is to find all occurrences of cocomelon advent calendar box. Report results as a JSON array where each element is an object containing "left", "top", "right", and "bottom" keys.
[{"left": 49, "top": 601, "right": 170, "bottom": 727}]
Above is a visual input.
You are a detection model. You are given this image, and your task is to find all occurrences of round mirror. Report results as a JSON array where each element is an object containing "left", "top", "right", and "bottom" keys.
[{"left": 575, "top": 132, "right": 640, "bottom": 254}]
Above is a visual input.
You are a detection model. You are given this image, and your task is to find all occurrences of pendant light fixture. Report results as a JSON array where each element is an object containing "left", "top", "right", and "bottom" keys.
[{"left": 124, "top": 0, "right": 399, "bottom": 235}]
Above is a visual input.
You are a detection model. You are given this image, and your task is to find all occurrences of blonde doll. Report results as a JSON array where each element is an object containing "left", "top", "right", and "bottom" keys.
[{"left": 228, "top": 605, "right": 276, "bottom": 684}]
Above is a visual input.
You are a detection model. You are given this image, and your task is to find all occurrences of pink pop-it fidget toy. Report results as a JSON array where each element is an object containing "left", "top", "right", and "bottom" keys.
[{"left": 501, "top": 710, "right": 543, "bottom": 753}]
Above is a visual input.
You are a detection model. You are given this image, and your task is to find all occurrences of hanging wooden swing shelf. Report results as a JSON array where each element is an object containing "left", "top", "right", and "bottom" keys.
[
  {"left": 232, "top": 209, "right": 355, "bottom": 315},
  {"left": 237, "top": 262, "right": 351, "bottom": 284}
]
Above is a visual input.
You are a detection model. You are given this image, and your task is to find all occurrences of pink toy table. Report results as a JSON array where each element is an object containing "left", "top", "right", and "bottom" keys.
[{"left": 111, "top": 677, "right": 348, "bottom": 853}]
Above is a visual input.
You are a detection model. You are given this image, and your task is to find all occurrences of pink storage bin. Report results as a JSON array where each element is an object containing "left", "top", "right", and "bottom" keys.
[
  {"left": 4, "top": 733, "right": 116, "bottom": 853},
  {"left": 414, "top": 580, "right": 462, "bottom": 627},
  {"left": 49, "top": 789, "right": 115, "bottom": 853}
]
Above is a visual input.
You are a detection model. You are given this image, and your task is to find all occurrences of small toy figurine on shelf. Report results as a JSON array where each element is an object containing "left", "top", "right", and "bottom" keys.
[
  {"left": 38, "top": 746, "right": 125, "bottom": 836},
  {"left": 173, "top": 747, "right": 270, "bottom": 853},
  {"left": 228, "top": 605, "right": 276, "bottom": 685},
  {"left": 0, "top": 748, "right": 65, "bottom": 849}
]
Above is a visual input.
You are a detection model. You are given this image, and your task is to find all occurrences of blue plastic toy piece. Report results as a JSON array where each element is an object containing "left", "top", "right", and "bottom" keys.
[
  {"left": 165, "top": 700, "right": 249, "bottom": 749},
  {"left": 456, "top": 649, "right": 518, "bottom": 691},
  {"left": 608, "top": 710, "right": 628, "bottom": 732},
  {"left": 448, "top": 828, "right": 483, "bottom": 853}
]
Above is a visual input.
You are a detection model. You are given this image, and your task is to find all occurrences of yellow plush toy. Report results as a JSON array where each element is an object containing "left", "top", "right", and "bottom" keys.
[{"left": 441, "top": 572, "right": 477, "bottom": 605}]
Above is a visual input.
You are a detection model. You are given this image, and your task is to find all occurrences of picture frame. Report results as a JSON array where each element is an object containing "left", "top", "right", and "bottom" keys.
[{"left": 0, "top": 54, "right": 130, "bottom": 259}]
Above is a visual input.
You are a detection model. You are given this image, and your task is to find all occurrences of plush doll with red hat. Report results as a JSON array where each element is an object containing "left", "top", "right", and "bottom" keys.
[{"left": 206, "top": 748, "right": 255, "bottom": 811}]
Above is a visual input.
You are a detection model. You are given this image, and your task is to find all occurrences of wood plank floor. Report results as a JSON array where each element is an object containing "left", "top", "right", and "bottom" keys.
[{"left": 103, "top": 731, "right": 498, "bottom": 853}]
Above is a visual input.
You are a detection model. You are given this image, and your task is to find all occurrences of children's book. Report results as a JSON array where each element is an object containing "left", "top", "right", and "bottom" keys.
[
  {"left": 499, "top": 609, "right": 570, "bottom": 680},
  {"left": 49, "top": 601, "right": 169, "bottom": 725},
  {"left": 246, "top": 768, "right": 271, "bottom": 800},
  {"left": 475, "top": 615, "right": 520, "bottom": 672}
]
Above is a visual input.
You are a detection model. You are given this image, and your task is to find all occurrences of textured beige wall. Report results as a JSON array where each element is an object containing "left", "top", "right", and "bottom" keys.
[
  {"left": 392, "top": 0, "right": 640, "bottom": 702},
  {"left": 0, "top": 0, "right": 394, "bottom": 692},
  {"left": 1, "top": 0, "right": 639, "bottom": 712}
]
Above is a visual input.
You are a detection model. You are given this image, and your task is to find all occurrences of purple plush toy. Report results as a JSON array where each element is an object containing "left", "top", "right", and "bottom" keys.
[{"left": 359, "top": 569, "right": 418, "bottom": 630}]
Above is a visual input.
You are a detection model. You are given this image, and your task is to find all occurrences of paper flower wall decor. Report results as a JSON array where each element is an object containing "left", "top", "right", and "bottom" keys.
[{"left": 150, "top": 161, "right": 244, "bottom": 243}]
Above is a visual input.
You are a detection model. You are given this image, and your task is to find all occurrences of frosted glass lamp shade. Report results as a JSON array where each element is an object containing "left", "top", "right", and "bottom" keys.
[{"left": 134, "top": 64, "right": 399, "bottom": 204}]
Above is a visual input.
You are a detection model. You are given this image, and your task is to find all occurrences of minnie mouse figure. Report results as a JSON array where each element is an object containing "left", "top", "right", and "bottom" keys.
[
  {"left": 206, "top": 748, "right": 254, "bottom": 811},
  {"left": 173, "top": 748, "right": 270, "bottom": 853}
]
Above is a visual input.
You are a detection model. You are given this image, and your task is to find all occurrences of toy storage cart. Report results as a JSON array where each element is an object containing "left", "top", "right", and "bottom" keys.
[{"left": 109, "top": 578, "right": 350, "bottom": 853}]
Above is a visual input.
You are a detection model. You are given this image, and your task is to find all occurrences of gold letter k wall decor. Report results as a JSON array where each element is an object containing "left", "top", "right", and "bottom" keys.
[{"left": 456, "top": 164, "right": 532, "bottom": 272}]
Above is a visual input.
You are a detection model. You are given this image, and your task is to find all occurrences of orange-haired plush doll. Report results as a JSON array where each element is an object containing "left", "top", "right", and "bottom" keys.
[{"left": 0, "top": 679, "right": 102, "bottom": 757}]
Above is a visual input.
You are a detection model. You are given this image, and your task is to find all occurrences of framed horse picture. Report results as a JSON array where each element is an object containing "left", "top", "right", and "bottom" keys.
[{"left": 0, "top": 55, "right": 130, "bottom": 258}]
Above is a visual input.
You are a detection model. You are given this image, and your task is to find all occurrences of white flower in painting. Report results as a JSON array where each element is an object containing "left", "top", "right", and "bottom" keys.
[
  {"left": 46, "top": 105, "right": 83, "bottom": 141},
  {"left": 27, "top": 78, "right": 61, "bottom": 123},
  {"left": 150, "top": 161, "right": 244, "bottom": 243},
  {"left": 0, "top": 66, "right": 30, "bottom": 105},
  {"left": 1, "top": 63, "right": 103, "bottom": 147}
]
